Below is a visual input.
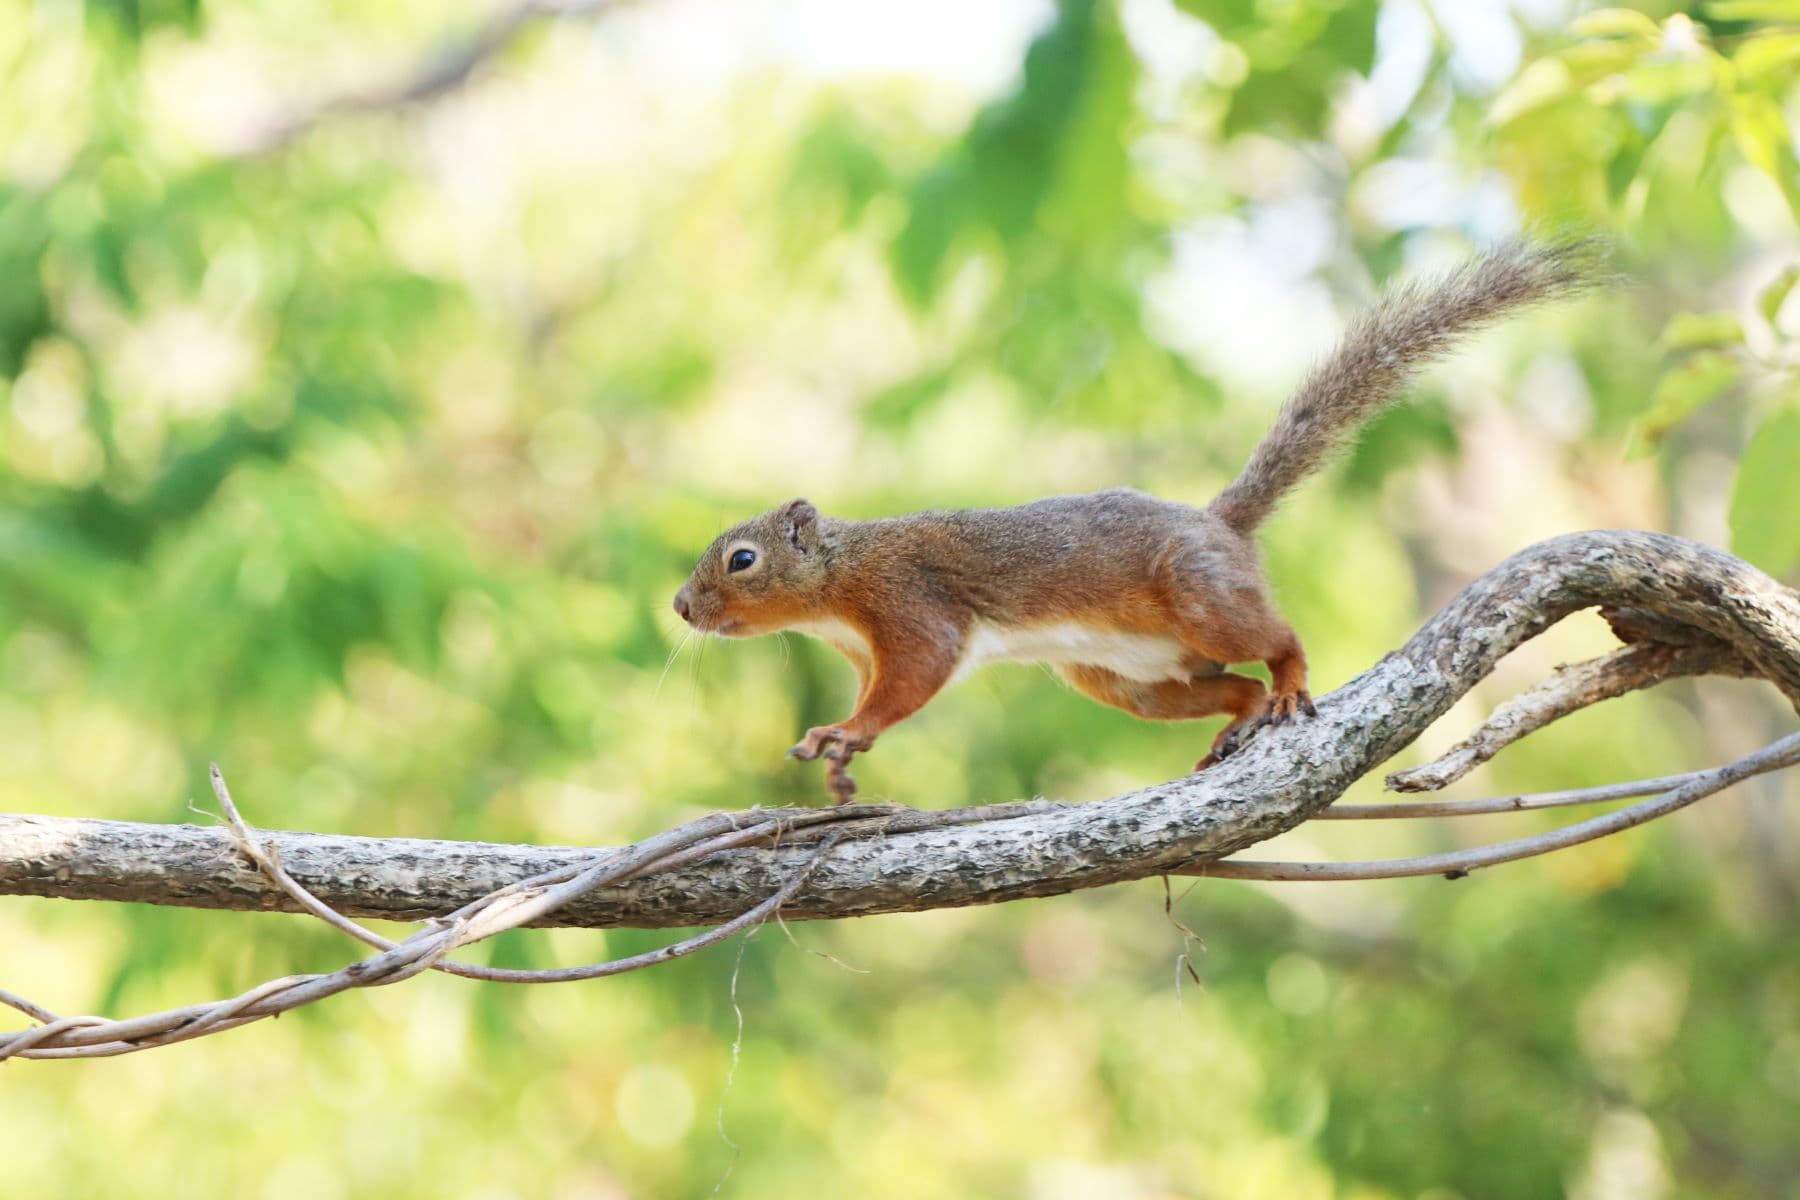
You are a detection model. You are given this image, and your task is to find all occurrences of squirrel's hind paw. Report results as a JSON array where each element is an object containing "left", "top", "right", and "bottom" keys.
[
  {"left": 1267, "top": 689, "right": 1316, "bottom": 722},
  {"left": 1196, "top": 691, "right": 1318, "bottom": 770}
]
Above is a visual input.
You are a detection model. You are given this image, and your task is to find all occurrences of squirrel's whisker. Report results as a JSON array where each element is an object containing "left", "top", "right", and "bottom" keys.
[{"left": 655, "top": 629, "right": 694, "bottom": 701}]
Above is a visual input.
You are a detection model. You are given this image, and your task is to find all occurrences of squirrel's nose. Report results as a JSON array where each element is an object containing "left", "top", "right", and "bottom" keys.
[{"left": 673, "top": 589, "right": 692, "bottom": 623}]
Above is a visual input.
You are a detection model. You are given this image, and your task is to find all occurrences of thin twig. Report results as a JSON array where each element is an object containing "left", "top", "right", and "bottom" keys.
[
  {"left": 1162, "top": 875, "right": 1204, "bottom": 1002},
  {"left": 1318, "top": 766, "right": 1721, "bottom": 819},
  {"left": 708, "top": 931, "right": 753, "bottom": 1198},
  {"left": 0, "top": 989, "right": 62, "bottom": 1026},
  {"left": 213, "top": 761, "right": 860, "bottom": 983},
  {"left": 0, "top": 814, "right": 841, "bottom": 1059},
  {"left": 229, "top": 0, "right": 625, "bottom": 158},
  {"left": 456, "top": 832, "right": 841, "bottom": 985},
  {"left": 1387, "top": 641, "right": 1751, "bottom": 793},
  {"left": 774, "top": 912, "right": 870, "bottom": 975},
  {"left": 1195, "top": 730, "right": 1800, "bottom": 882}
]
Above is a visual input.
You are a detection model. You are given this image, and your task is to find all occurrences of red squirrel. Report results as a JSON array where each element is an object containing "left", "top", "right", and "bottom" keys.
[{"left": 673, "top": 242, "right": 1595, "bottom": 800}]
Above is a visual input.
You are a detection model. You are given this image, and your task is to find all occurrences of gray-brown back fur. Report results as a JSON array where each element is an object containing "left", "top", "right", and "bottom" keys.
[
  {"left": 823, "top": 489, "right": 1257, "bottom": 626},
  {"left": 1207, "top": 239, "right": 1601, "bottom": 534}
]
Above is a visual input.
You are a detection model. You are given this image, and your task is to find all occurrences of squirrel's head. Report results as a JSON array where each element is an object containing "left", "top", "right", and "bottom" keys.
[{"left": 672, "top": 498, "right": 830, "bottom": 636}]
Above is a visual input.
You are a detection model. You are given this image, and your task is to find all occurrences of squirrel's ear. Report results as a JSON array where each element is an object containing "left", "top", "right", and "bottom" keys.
[{"left": 780, "top": 498, "right": 818, "bottom": 551}]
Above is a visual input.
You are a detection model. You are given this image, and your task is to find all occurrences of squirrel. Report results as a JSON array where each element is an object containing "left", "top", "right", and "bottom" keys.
[{"left": 673, "top": 241, "right": 1596, "bottom": 801}]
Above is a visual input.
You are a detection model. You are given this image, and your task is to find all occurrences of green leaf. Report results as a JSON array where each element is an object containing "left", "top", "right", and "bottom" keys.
[
  {"left": 1732, "top": 31, "right": 1800, "bottom": 80},
  {"left": 1206, "top": 1, "right": 1382, "bottom": 136},
  {"left": 1630, "top": 351, "right": 1742, "bottom": 452},
  {"left": 1657, "top": 311, "right": 1745, "bottom": 352},
  {"left": 1560, "top": 36, "right": 1652, "bottom": 81},
  {"left": 1705, "top": 0, "right": 1800, "bottom": 18},
  {"left": 1570, "top": 9, "right": 1662, "bottom": 40},
  {"left": 1324, "top": 2, "right": 1380, "bottom": 76},
  {"left": 890, "top": 0, "right": 1118, "bottom": 303},
  {"left": 1729, "top": 405, "right": 1800, "bottom": 576},
  {"left": 1619, "top": 56, "right": 1723, "bottom": 106},
  {"left": 1730, "top": 92, "right": 1793, "bottom": 178},
  {"left": 1341, "top": 398, "right": 1460, "bottom": 492},
  {"left": 861, "top": 362, "right": 960, "bottom": 430},
  {"left": 1729, "top": 91, "right": 1800, "bottom": 226},
  {"left": 1044, "top": 1, "right": 1136, "bottom": 239},
  {"left": 891, "top": 167, "right": 967, "bottom": 306},
  {"left": 1491, "top": 49, "right": 1623, "bottom": 127},
  {"left": 1605, "top": 131, "right": 1648, "bottom": 201},
  {"left": 1224, "top": 66, "right": 1332, "bottom": 137},
  {"left": 1172, "top": 0, "right": 1257, "bottom": 33},
  {"left": 1759, "top": 265, "right": 1799, "bottom": 328}
]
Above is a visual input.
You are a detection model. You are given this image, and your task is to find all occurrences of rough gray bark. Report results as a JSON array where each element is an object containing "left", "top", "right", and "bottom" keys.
[{"left": 3, "top": 531, "right": 1797, "bottom": 930}]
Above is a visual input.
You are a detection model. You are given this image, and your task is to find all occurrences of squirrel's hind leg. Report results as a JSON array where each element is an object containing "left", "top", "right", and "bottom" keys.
[
  {"left": 1257, "top": 627, "right": 1315, "bottom": 721},
  {"left": 1057, "top": 663, "right": 1266, "bottom": 723},
  {"left": 1058, "top": 663, "right": 1267, "bottom": 773},
  {"left": 1161, "top": 545, "right": 1316, "bottom": 724},
  {"left": 1181, "top": 625, "right": 1315, "bottom": 767}
]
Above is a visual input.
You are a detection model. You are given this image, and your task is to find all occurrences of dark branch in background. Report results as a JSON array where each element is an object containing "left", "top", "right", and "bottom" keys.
[
  {"left": 228, "top": 0, "right": 625, "bottom": 158},
  {"left": 3, "top": 531, "right": 1798, "bottom": 1058}
]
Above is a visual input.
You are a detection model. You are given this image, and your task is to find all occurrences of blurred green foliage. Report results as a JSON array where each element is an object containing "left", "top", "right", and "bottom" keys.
[{"left": 2, "top": 0, "right": 1799, "bottom": 1197}]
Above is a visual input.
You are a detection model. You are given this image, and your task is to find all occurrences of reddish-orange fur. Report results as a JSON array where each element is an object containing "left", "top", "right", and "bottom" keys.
[{"left": 673, "top": 242, "right": 1597, "bottom": 800}]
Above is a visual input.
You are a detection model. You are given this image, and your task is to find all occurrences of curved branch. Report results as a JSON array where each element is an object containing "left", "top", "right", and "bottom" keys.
[
  {"left": 1385, "top": 637, "right": 1756, "bottom": 792},
  {"left": 1320, "top": 766, "right": 1726, "bottom": 819},
  {"left": 228, "top": 0, "right": 623, "bottom": 158},
  {"left": 0, "top": 813, "right": 847, "bottom": 1060},
  {"left": 1201, "top": 730, "right": 1800, "bottom": 880},
  {"left": 3, "top": 531, "right": 1797, "bottom": 933}
]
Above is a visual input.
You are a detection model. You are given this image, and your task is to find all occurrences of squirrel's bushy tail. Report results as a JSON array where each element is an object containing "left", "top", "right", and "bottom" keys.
[{"left": 1208, "top": 239, "right": 1602, "bottom": 534}]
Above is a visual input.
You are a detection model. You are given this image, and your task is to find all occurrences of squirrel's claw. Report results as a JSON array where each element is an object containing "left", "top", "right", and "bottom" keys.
[
  {"left": 787, "top": 725, "right": 840, "bottom": 761},
  {"left": 824, "top": 755, "right": 859, "bottom": 803},
  {"left": 1197, "top": 721, "right": 1252, "bottom": 770},
  {"left": 1197, "top": 727, "right": 1257, "bottom": 771},
  {"left": 1266, "top": 688, "right": 1315, "bottom": 722},
  {"left": 1196, "top": 691, "right": 1318, "bottom": 770},
  {"left": 789, "top": 725, "right": 872, "bottom": 801}
]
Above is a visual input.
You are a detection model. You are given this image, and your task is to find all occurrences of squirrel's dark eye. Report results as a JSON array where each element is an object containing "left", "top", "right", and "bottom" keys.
[{"left": 728, "top": 548, "right": 757, "bottom": 573}]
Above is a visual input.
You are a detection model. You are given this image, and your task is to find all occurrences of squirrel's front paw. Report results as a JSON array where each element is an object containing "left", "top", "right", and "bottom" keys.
[
  {"left": 788, "top": 725, "right": 842, "bottom": 761},
  {"left": 788, "top": 725, "right": 873, "bottom": 761},
  {"left": 788, "top": 726, "right": 873, "bottom": 803}
]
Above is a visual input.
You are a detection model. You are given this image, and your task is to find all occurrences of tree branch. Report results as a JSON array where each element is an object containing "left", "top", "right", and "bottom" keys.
[
  {"left": 1199, "top": 730, "right": 1800, "bottom": 880},
  {"left": 4, "top": 531, "right": 1796, "bottom": 932},
  {"left": 227, "top": 0, "right": 624, "bottom": 158},
  {"left": 1385, "top": 638, "right": 1757, "bottom": 793},
  {"left": 0, "top": 808, "right": 848, "bottom": 1060},
  {"left": 6, "top": 530, "right": 1799, "bottom": 1059}
]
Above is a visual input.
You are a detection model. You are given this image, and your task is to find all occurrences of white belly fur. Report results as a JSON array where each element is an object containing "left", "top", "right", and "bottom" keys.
[
  {"left": 953, "top": 620, "right": 1187, "bottom": 685},
  {"left": 792, "top": 617, "right": 1188, "bottom": 686},
  {"left": 790, "top": 618, "right": 872, "bottom": 661}
]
